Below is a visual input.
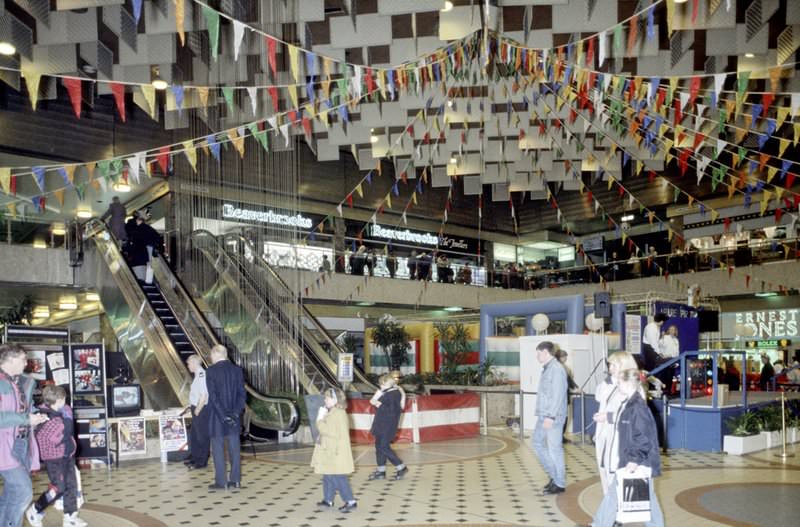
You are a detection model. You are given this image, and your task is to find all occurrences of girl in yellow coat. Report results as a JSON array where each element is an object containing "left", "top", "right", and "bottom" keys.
[{"left": 311, "top": 387, "right": 358, "bottom": 513}]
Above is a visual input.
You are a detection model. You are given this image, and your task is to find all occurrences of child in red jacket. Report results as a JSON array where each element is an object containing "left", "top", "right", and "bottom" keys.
[{"left": 26, "top": 385, "right": 87, "bottom": 527}]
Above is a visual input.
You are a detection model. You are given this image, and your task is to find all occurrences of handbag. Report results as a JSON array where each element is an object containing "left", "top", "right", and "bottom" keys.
[
  {"left": 144, "top": 262, "right": 154, "bottom": 284},
  {"left": 616, "top": 465, "right": 652, "bottom": 524}
]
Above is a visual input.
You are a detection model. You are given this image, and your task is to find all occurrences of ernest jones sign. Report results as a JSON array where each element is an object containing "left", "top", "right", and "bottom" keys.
[{"left": 723, "top": 309, "right": 800, "bottom": 339}]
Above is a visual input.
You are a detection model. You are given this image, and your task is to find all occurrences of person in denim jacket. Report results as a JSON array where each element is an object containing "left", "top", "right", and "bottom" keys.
[{"left": 533, "top": 341, "right": 568, "bottom": 495}]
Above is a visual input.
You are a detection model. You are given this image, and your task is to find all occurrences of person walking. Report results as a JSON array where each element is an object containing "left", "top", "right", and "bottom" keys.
[
  {"left": 532, "top": 341, "right": 568, "bottom": 495},
  {"left": 206, "top": 345, "right": 246, "bottom": 491},
  {"left": 366, "top": 374, "right": 408, "bottom": 481},
  {"left": 312, "top": 387, "right": 358, "bottom": 513},
  {"left": 105, "top": 196, "right": 127, "bottom": 242},
  {"left": 641, "top": 313, "right": 667, "bottom": 372},
  {"left": 589, "top": 369, "right": 665, "bottom": 527},
  {"left": 759, "top": 353, "right": 775, "bottom": 391},
  {"left": 26, "top": 385, "right": 87, "bottom": 527},
  {"left": 0, "top": 344, "right": 48, "bottom": 527},
  {"left": 593, "top": 352, "right": 639, "bottom": 495},
  {"left": 186, "top": 355, "right": 209, "bottom": 470},
  {"left": 407, "top": 250, "right": 418, "bottom": 280}
]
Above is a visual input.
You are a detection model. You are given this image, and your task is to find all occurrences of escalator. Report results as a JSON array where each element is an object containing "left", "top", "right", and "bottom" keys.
[
  {"left": 185, "top": 230, "right": 378, "bottom": 396},
  {"left": 80, "top": 221, "right": 300, "bottom": 438}
]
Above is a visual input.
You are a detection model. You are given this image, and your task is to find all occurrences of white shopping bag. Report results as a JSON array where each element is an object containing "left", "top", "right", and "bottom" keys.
[
  {"left": 616, "top": 465, "right": 652, "bottom": 524},
  {"left": 145, "top": 262, "right": 154, "bottom": 284},
  {"left": 54, "top": 466, "right": 84, "bottom": 511}
]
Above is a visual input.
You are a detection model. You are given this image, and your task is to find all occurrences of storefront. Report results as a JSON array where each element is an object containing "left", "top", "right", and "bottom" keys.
[{"left": 721, "top": 308, "right": 799, "bottom": 373}]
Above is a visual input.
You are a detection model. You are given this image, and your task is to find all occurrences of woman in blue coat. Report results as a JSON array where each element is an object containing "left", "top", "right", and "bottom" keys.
[{"left": 367, "top": 374, "right": 407, "bottom": 481}]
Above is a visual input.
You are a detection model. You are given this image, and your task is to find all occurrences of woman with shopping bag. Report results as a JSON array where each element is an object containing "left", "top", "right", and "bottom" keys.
[{"left": 588, "top": 369, "right": 664, "bottom": 527}]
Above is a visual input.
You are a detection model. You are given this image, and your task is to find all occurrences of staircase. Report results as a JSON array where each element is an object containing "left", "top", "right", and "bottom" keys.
[{"left": 140, "top": 281, "right": 195, "bottom": 363}]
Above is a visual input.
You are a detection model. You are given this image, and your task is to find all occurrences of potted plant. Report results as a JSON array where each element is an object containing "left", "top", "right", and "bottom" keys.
[
  {"left": 371, "top": 315, "right": 410, "bottom": 372},
  {"left": 757, "top": 404, "right": 783, "bottom": 449},
  {"left": 723, "top": 411, "right": 766, "bottom": 455},
  {"left": 434, "top": 321, "right": 472, "bottom": 377}
]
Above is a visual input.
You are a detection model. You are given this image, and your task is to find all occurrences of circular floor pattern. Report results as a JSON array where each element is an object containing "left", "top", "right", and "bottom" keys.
[
  {"left": 38, "top": 504, "right": 168, "bottom": 527},
  {"left": 675, "top": 482, "right": 800, "bottom": 527},
  {"left": 255, "top": 435, "right": 516, "bottom": 466}
]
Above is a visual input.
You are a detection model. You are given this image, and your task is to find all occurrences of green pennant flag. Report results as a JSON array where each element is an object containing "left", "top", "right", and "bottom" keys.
[
  {"left": 613, "top": 24, "right": 624, "bottom": 55},
  {"left": 736, "top": 71, "right": 750, "bottom": 100},
  {"left": 718, "top": 109, "right": 726, "bottom": 135},
  {"left": 222, "top": 87, "right": 235, "bottom": 114},
  {"left": 202, "top": 5, "right": 220, "bottom": 61},
  {"left": 737, "top": 146, "right": 746, "bottom": 166},
  {"left": 75, "top": 183, "right": 85, "bottom": 201},
  {"left": 111, "top": 159, "right": 123, "bottom": 181},
  {"left": 335, "top": 79, "right": 346, "bottom": 105},
  {"left": 97, "top": 160, "right": 111, "bottom": 181},
  {"left": 248, "top": 123, "right": 269, "bottom": 151},
  {"left": 673, "top": 186, "right": 680, "bottom": 203}
]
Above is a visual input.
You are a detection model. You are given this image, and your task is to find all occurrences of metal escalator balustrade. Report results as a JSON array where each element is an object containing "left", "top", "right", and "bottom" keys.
[
  {"left": 82, "top": 220, "right": 299, "bottom": 435},
  {"left": 186, "top": 230, "right": 341, "bottom": 395},
  {"left": 215, "top": 231, "right": 377, "bottom": 393}
]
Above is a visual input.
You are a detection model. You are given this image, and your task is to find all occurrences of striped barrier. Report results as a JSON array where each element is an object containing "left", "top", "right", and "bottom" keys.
[{"left": 347, "top": 393, "right": 480, "bottom": 444}]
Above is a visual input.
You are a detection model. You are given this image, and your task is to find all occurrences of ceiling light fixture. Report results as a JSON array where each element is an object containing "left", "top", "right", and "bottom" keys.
[
  {"left": 441, "top": 1, "right": 454, "bottom": 12},
  {"left": 444, "top": 306, "right": 463, "bottom": 312},
  {"left": 449, "top": 156, "right": 457, "bottom": 164},
  {"left": 447, "top": 100, "right": 454, "bottom": 108},
  {"left": 59, "top": 296, "right": 78, "bottom": 310},
  {"left": 674, "top": 0, "right": 689, "bottom": 3},
  {"left": 76, "top": 208, "right": 92, "bottom": 219},
  {"left": 33, "top": 306, "right": 50, "bottom": 319},
  {"left": 620, "top": 214, "right": 634, "bottom": 222},
  {"left": 370, "top": 128, "right": 379, "bottom": 143},
  {"left": 85, "top": 292, "right": 100, "bottom": 302},
  {"left": 0, "top": 42, "right": 16, "bottom": 56},
  {"left": 33, "top": 239, "right": 47, "bottom": 249},
  {"left": 113, "top": 181, "right": 131, "bottom": 193},
  {"left": 151, "top": 67, "right": 168, "bottom": 90},
  {"left": 51, "top": 223, "right": 66, "bottom": 236},
  {"left": 744, "top": 52, "right": 755, "bottom": 58},
  {"left": 754, "top": 291, "right": 778, "bottom": 297}
]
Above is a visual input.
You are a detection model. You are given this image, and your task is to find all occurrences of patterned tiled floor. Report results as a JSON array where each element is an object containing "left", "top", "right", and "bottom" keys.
[{"left": 25, "top": 430, "right": 800, "bottom": 527}]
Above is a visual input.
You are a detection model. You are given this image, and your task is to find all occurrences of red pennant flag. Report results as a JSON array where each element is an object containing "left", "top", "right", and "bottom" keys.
[
  {"left": 656, "top": 87, "right": 666, "bottom": 110},
  {"left": 678, "top": 149, "right": 691, "bottom": 176},
  {"left": 586, "top": 36, "right": 595, "bottom": 65},
  {"left": 745, "top": 275, "right": 751, "bottom": 288},
  {"left": 157, "top": 147, "right": 170, "bottom": 176},
  {"left": 301, "top": 117, "right": 312, "bottom": 138},
  {"left": 692, "top": 0, "right": 699, "bottom": 23},
  {"left": 63, "top": 78, "right": 82, "bottom": 118},
  {"left": 776, "top": 208, "right": 784, "bottom": 223},
  {"left": 586, "top": 191, "right": 594, "bottom": 203},
  {"left": 692, "top": 133, "right": 705, "bottom": 151},
  {"left": 365, "top": 68, "right": 376, "bottom": 94},
  {"left": 538, "top": 122, "right": 546, "bottom": 136},
  {"left": 346, "top": 194, "right": 353, "bottom": 207},
  {"left": 287, "top": 110, "right": 298, "bottom": 124},
  {"left": 400, "top": 172, "right": 408, "bottom": 184},
  {"left": 786, "top": 173, "right": 796, "bottom": 189},
  {"left": 723, "top": 217, "right": 731, "bottom": 232},
  {"left": 617, "top": 185, "right": 625, "bottom": 198},
  {"left": 10, "top": 175, "right": 16, "bottom": 196},
  {"left": 268, "top": 86, "right": 279, "bottom": 112},
  {"left": 627, "top": 238, "right": 634, "bottom": 252},
  {"left": 110, "top": 83, "right": 126, "bottom": 122},
  {"left": 793, "top": 194, "right": 800, "bottom": 209},
  {"left": 688, "top": 77, "right": 700, "bottom": 108},
  {"left": 673, "top": 98, "right": 683, "bottom": 126},
  {"left": 648, "top": 170, "right": 656, "bottom": 183},
  {"left": 728, "top": 266, "right": 734, "bottom": 279},
  {"left": 267, "top": 37, "right": 277, "bottom": 77},
  {"left": 762, "top": 93, "right": 774, "bottom": 116}
]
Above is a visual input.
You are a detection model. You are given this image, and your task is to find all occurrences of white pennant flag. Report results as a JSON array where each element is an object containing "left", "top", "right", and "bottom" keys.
[
  {"left": 370, "top": 213, "right": 377, "bottom": 225},
  {"left": 598, "top": 30, "right": 607, "bottom": 67},
  {"left": 629, "top": 193, "right": 635, "bottom": 207},
  {"left": 695, "top": 104, "right": 706, "bottom": 130},
  {"left": 594, "top": 199, "right": 600, "bottom": 213},
  {"left": 351, "top": 65, "right": 363, "bottom": 99},
  {"left": 557, "top": 208, "right": 562, "bottom": 221},
  {"left": 603, "top": 73, "right": 613, "bottom": 92},
  {"left": 233, "top": 21, "right": 246, "bottom": 62},
  {"left": 792, "top": 93, "right": 800, "bottom": 116},
  {"left": 726, "top": 0, "right": 732, "bottom": 11},
  {"left": 713, "top": 73, "right": 725, "bottom": 103},
  {"left": 716, "top": 138, "right": 726, "bottom": 156},
  {"left": 336, "top": 203, "right": 343, "bottom": 216},
  {"left": 443, "top": 209, "right": 447, "bottom": 222},
  {"left": 127, "top": 153, "right": 142, "bottom": 184},
  {"left": 246, "top": 87, "right": 258, "bottom": 116},
  {"left": 416, "top": 144, "right": 422, "bottom": 160},
  {"left": 266, "top": 116, "right": 278, "bottom": 134},
  {"left": 402, "top": 211, "right": 407, "bottom": 224},
  {"left": 678, "top": 91, "right": 690, "bottom": 110},
  {"left": 279, "top": 123, "right": 291, "bottom": 147}
]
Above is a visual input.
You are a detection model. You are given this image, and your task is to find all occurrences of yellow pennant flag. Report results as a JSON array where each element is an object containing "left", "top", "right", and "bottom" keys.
[
  {"left": 794, "top": 123, "right": 800, "bottom": 146},
  {"left": 785, "top": 244, "right": 791, "bottom": 259},
  {"left": 53, "top": 189, "right": 65, "bottom": 206},
  {"left": 731, "top": 150, "right": 740, "bottom": 167},
  {"left": 727, "top": 182, "right": 736, "bottom": 199},
  {"left": 579, "top": 181, "right": 585, "bottom": 195},
  {"left": 64, "top": 165, "right": 76, "bottom": 184},
  {"left": 174, "top": 0, "right": 185, "bottom": 46},
  {"left": 648, "top": 211, "right": 654, "bottom": 224},
  {"left": 140, "top": 85, "right": 156, "bottom": 118},
  {"left": 288, "top": 85, "right": 299, "bottom": 110},
  {"left": 321, "top": 80, "right": 332, "bottom": 101},
  {"left": 779, "top": 138, "right": 790, "bottom": 157},
  {"left": 760, "top": 190, "right": 772, "bottom": 216},
  {"left": 666, "top": 0, "right": 675, "bottom": 35},
  {"left": 667, "top": 228, "right": 673, "bottom": 242},
  {"left": 288, "top": 45, "right": 300, "bottom": 83},
  {"left": 411, "top": 191, "right": 417, "bottom": 205},
  {"left": 355, "top": 183, "right": 363, "bottom": 198},
  {"left": 711, "top": 209, "right": 720, "bottom": 222},
  {"left": 7, "top": 202, "right": 17, "bottom": 219},
  {"left": 734, "top": 127, "right": 747, "bottom": 145},
  {"left": 385, "top": 193, "right": 392, "bottom": 209},
  {"left": 0, "top": 168, "right": 10, "bottom": 195},
  {"left": 22, "top": 68, "right": 42, "bottom": 110},
  {"left": 636, "top": 160, "right": 644, "bottom": 176},
  {"left": 85, "top": 162, "right": 96, "bottom": 181},
  {"left": 769, "top": 67, "right": 782, "bottom": 94},
  {"left": 776, "top": 107, "right": 790, "bottom": 129},
  {"left": 323, "top": 57, "right": 333, "bottom": 79},
  {"left": 196, "top": 87, "right": 210, "bottom": 108},
  {"left": 182, "top": 141, "right": 197, "bottom": 172},
  {"left": 767, "top": 166, "right": 778, "bottom": 183},
  {"left": 318, "top": 109, "right": 330, "bottom": 129},
  {"left": 725, "top": 99, "right": 736, "bottom": 121},
  {"left": 228, "top": 128, "right": 245, "bottom": 158},
  {"left": 775, "top": 187, "right": 784, "bottom": 201}
]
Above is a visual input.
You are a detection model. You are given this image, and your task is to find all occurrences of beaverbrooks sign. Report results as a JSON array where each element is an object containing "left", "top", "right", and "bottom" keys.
[{"left": 222, "top": 204, "right": 313, "bottom": 229}]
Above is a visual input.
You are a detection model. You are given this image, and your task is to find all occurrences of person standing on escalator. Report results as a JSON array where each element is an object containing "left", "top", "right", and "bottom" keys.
[
  {"left": 105, "top": 197, "right": 127, "bottom": 243},
  {"left": 128, "top": 211, "right": 162, "bottom": 282}
]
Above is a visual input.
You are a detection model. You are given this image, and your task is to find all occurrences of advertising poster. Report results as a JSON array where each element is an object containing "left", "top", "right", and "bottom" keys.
[
  {"left": 625, "top": 315, "right": 643, "bottom": 355},
  {"left": 73, "top": 370, "right": 102, "bottom": 393},
  {"left": 337, "top": 353, "right": 354, "bottom": 383},
  {"left": 70, "top": 344, "right": 104, "bottom": 395},
  {"left": 158, "top": 415, "right": 188, "bottom": 452},
  {"left": 118, "top": 418, "right": 146, "bottom": 455},
  {"left": 25, "top": 350, "right": 46, "bottom": 380}
]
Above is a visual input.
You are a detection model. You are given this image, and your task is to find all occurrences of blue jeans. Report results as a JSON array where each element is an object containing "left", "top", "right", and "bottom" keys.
[
  {"left": 532, "top": 415, "right": 566, "bottom": 488},
  {"left": 592, "top": 473, "right": 664, "bottom": 527},
  {"left": 322, "top": 474, "right": 354, "bottom": 504},
  {"left": 0, "top": 465, "right": 33, "bottom": 527},
  {"left": 211, "top": 434, "right": 241, "bottom": 487}
]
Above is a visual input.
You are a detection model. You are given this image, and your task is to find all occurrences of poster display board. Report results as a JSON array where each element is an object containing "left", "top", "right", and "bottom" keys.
[
  {"left": 75, "top": 406, "right": 108, "bottom": 459},
  {"left": 71, "top": 345, "right": 104, "bottom": 394},
  {"left": 118, "top": 417, "right": 147, "bottom": 456},
  {"left": 68, "top": 343, "right": 109, "bottom": 465},
  {"left": 158, "top": 415, "right": 188, "bottom": 453},
  {"left": 337, "top": 353, "right": 354, "bottom": 384},
  {"left": 625, "top": 315, "right": 643, "bottom": 355}
]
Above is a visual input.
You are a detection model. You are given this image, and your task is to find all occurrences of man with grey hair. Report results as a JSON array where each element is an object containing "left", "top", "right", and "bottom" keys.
[
  {"left": 533, "top": 341, "right": 568, "bottom": 496},
  {"left": 1, "top": 344, "right": 49, "bottom": 527},
  {"left": 186, "top": 355, "right": 209, "bottom": 470},
  {"left": 206, "top": 345, "right": 246, "bottom": 491}
]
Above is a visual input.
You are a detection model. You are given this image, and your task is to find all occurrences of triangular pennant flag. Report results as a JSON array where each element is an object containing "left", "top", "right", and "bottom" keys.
[
  {"left": 53, "top": 189, "right": 65, "bottom": 206},
  {"left": 246, "top": 87, "right": 258, "bottom": 116},
  {"left": 32, "top": 167, "right": 46, "bottom": 192},
  {"left": 233, "top": 20, "right": 246, "bottom": 62},
  {"left": 182, "top": 141, "right": 197, "bottom": 172},
  {"left": 157, "top": 147, "right": 170, "bottom": 175},
  {"left": 23, "top": 68, "right": 43, "bottom": 110},
  {"left": 62, "top": 78, "right": 82, "bottom": 118},
  {"left": 267, "top": 37, "right": 277, "bottom": 77},
  {"left": 0, "top": 168, "right": 10, "bottom": 195},
  {"left": 202, "top": 5, "right": 220, "bottom": 60},
  {"left": 174, "top": 0, "right": 185, "bottom": 46},
  {"left": 228, "top": 128, "right": 246, "bottom": 158},
  {"left": 110, "top": 83, "right": 126, "bottom": 122},
  {"left": 222, "top": 87, "right": 235, "bottom": 114}
]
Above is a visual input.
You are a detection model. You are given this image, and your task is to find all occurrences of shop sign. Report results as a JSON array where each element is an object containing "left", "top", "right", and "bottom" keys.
[
  {"left": 721, "top": 309, "right": 800, "bottom": 339},
  {"left": 581, "top": 235, "right": 604, "bottom": 252},
  {"left": 368, "top": 224, "right": 439, "bottom": 246},
  {"left": 744, "top": 339, "right": 792, "bottom": 349},
  {"left": 222, "top": 203, "right": 313, "bottom": 229}
]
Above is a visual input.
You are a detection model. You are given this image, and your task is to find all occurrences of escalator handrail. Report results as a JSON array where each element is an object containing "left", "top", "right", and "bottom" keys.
[
  {"left": 189, "top": 230, "right": 339, "bottom": 390},
  {"left": 221, "top": 232, "right": 377, "bottom": 391},
  {"left": 85, "top": 219, "right": 301, "bottom": 431}
]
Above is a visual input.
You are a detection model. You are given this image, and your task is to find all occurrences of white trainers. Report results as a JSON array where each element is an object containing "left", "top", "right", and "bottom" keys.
[
  {"left": 25, "top": 504, "right": 44, "bottom": 527},
  {"left": 62, "top": 512, "right": 88, "bottom": 527}
]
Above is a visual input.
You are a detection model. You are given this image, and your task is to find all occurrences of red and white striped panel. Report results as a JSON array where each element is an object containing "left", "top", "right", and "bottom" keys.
[
  {"left": 415, "top": 393, "right": 480, "bottom": 442},
  {"left": 347, "top": 393, "right": 480, "bottom": 444},
  {"left": 347, "top": 399, "right": 414, "bottom": 444}
]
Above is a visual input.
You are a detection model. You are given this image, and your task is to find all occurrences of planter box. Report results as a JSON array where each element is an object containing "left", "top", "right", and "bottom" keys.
[
  {"left": 761, "top": 430, "right": 782, "bottom": 449},
  {"left": 723, "top": 434, "right": 767, "bottom": 455}
]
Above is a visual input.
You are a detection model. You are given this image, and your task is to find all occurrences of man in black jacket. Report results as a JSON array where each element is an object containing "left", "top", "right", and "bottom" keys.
[{"left": 206, "top": 345, "right": 246, "bottom": 491}]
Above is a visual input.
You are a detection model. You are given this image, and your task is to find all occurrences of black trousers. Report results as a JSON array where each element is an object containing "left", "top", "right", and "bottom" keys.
[
  {"left": 190, "top": 405, "right": 210, "bottom": 467},
  {"left": 374, "top": 434, "right": 403, "bottom": 468},
  {"left": 35, "top": 458, "right": 78, "bottom": 514},
  {"left": 642, "top": 344, "right": 659, "bottom": 372}
]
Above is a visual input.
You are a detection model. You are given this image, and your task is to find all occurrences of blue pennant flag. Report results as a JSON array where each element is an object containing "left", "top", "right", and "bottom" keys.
[
  {"left": 643, "top": 116, "right": 652, "bottom": 130},
  {"left": 306, "top": 81, "right": 315, "bottom": 103},
  {"left": 522, "top": 95, "right": 529, "bottom": 109},
  {"left": 338, "top": 105, "right": 349, "bottom": 123},
  {"left": 648, "top": 77, "right": 660, "bottom": 103},
  {"left": 466, "top": 101, "right": 472, "bottom": 114},
  {"left": 622, "top": 152, "right": 630, "bottom": 167},
  {"left": 758, "top": 132, "right": 769, "bottom": 150},
  {"left": 309, "top": 230, "right": 316, "bottom": 241},
  {"left": 305, "top": 52, "right": 317, "bottom": 77},
  {"left": 748, "top": 159, "right": 758, "bottom": 175},
  {"left": 32, "top": 167, "right": 46, "bottom": 191},
  {"left": 386, "top": 70, "right": 396, "bottom": 100},
  {"left": 57, "top": 167, "right": 72, "bottom": 188},
  {"left": 132, "top": 0, "right": 143, "bottom": 24},
  {"left": 351, "top": 240, "right": 356, "bottom": 252},
  {"left": 772, "top": 240, "right": 778, "bottom": 253},
  {"left": 365, "top": 171, "right": 373, "bottom": 185},
  {"left": 171, "top": 85, "right": 185, "bottom": 114},
  {"left": 710, "top": 257, "right": 717, "bottom": 269},
  {"left": 744, "top": 191, "right": 752, "bottom": 209},
  {"left": 207, "top": 134, "right": 221, "bottom": 161},
  {"left": 699, "top": 204, "right": 706, "bottom": 216},
  {"left": 32, "top": 196, "right": 43, "bottom": 213},
  {"left": 506, "top": 100, "right": 512, "bottom": 115},
  {"left": 392, "top": 182, "right": 399, "bottom": 196},
  {"left": 425, "top": 96, "right": 434, "bottom": 113},
  {"left": 765, "top": 118, "right": 777, "bottom": 138},
  {"left": 646, "top": 6, "right": 656, "bottom": 41},
  {"left": 432, "top": 63, "right": 441, "bottom": 82},
  {"left": 750, "top": 103, "right": 763, "bottom": 128},
  {"left": 416, "top": 180, "right": 423, "bottom": 194},
  {"left": 567, "top": 43, "right": 575, "bottom": 62},
  {"left": 755, "top": 180, "right": 764, "bottom": 191},
  {"left": 780, "top": 159, "right": 792, "bottom": 180}
]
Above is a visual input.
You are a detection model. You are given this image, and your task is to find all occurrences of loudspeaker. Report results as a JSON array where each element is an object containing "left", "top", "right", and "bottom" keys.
[{"left": 594, "top": 291, "right": 611, "bottom": 318}]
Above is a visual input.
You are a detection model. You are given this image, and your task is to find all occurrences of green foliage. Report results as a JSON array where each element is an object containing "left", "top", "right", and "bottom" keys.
[
  {"left": 726, "top": 401, "right": 800, "bottom": 437},
  {"left": 434, "top": 321, "right": 472, "bottom": 376},
  {"left": 249, "top": 392, "right": 308, "bottom": 425},
  {"left": 0, "top": 295, "right": 34, "bottom": 327},
  {"left": 372, "top": 315, "right": 410, "bottom": 371},
  {"left": 726, "top": 411, "right": 761, "bottom": 437},
  {"left": 339, "top": 332, "right": 359, "bottom": 355},
  {"left": 400, "top": 357, "right": 506, "bottom": 388}
]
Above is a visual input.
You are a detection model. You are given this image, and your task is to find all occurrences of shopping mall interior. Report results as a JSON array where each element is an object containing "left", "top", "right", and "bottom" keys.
[{"left": 1, "top": 0, "right": 800, "bottom": 526}]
